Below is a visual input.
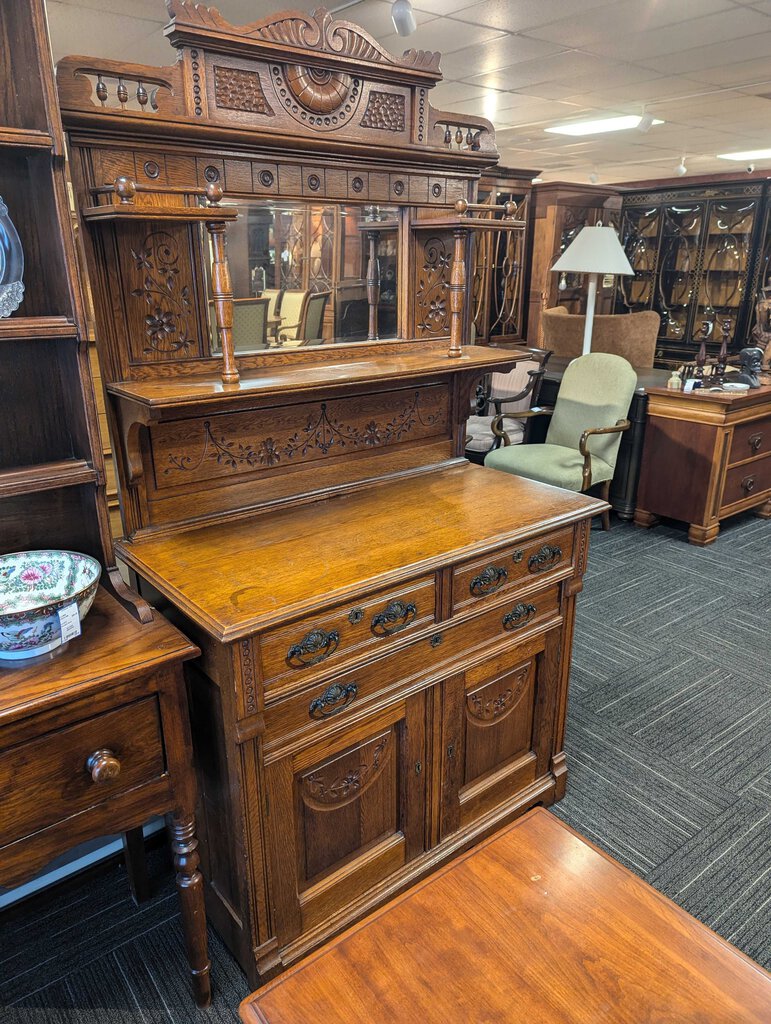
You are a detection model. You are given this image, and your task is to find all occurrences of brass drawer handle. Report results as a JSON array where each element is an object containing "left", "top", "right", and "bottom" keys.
[
  {"left": 371, "top": 600, "right": 417, "bottom": 637},
  {"left": 502, "top": 602, "right": 536, "bottom": 631},
  {"left": 469, "top": 565, "right": 508, "bottom": 597},
  {"left": 528, "top": 544, "right": 562, "bottom": 574},
  {"left": 287, "top": 628, "right": 340, "bottom": 669},
  {"left": 741, "top": 475, "right": 756, "bottom": 493},
  {"left": 309, "top": 682, "right": 358, "bottom": 720},
  {"left": 86, "top": 748, "right": 121, "bottom": 784},
  {"left": 748, "top": 433, "right": 763, "bottom": 453}
]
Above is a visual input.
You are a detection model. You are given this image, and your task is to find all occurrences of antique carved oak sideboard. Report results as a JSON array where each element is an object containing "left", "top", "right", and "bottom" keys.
[{"left": 57, "top": 2, "right": 604, "bottom": 985}]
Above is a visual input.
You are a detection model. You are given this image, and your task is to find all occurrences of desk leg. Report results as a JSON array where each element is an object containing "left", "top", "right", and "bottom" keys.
[
  {"left": 171, "top": 813, "right": 212, "bottom": 1008},
  {"left": 755, "top": 498, "right": 771, "bottom": 519},
  {"left": 633, "top": 509, "right": 659, "bottom": 530},
  {"left": 688, "top": 522, "right": 720, "bottom": 546},
  {"left": 122, "top": 827, "right": 150, "bottom": 905}
]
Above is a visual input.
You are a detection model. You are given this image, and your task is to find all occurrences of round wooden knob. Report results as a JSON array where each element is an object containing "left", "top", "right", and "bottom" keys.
[
  {"left": 205, "top": 181, "right": 223, "bottom": 206},
  {"left": 114, "top": 175, "right": 136, "bottom": 204},
  {"left": 86, "top": 748, "right": 121, "bottom": 783}
]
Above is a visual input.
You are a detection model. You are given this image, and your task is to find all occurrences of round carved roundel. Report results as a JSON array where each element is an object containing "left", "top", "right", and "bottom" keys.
[{"left": 271, "top": 64, "right": 361, "bottom": 131}]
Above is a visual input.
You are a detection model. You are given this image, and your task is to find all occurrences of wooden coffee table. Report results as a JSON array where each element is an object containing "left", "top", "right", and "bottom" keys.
[{"left": 240, "top": 807, "right": 771, "bottom": 1023}]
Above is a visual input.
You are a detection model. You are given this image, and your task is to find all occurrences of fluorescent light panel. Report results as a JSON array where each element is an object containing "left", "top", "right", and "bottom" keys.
[
  {"left": 545, "top": 114, "right": 664, "bottom": 136},
  {"left": 717, "top": 148, "right": 771, "bottom": 161}
]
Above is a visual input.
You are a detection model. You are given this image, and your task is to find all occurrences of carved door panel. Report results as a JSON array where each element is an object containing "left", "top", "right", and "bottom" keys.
[
  {"left": 439, "top": 644, "right": 547, "bottom": 839},
  {"left": 264, "top": 694, "right": 426, "bottom": 945}
]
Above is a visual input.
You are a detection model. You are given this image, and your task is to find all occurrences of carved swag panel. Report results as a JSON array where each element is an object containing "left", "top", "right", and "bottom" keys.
[
  {"left": 150, "top": 384, "right": 449, "bottom": 489},
  {"left": 463, "top": 662, "right": 534, "bottom": 785}
]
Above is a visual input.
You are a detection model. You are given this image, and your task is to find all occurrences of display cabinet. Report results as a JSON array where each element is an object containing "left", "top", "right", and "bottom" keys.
[
  {"left": 57, "top": 1, "right": 603, "bottom": 988},
  {"left": 526, "top": 182, "right": 621, "bottom": 345},
  {"left": 615, "top": 182, "right": 767, "bottom": 366}
]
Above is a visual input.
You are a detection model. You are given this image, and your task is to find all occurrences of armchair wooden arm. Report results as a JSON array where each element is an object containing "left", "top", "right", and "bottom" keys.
[
  {"left": 579, "top": 419, "right": 630, "bottom": 489},
  {"left": 491, "top": 407, "right": 554, "bottom": 446}
]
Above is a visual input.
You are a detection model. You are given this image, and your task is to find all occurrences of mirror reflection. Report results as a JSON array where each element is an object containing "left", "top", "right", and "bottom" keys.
[{"left": 205, "top": 201, "right": 400, "bottom": 353}]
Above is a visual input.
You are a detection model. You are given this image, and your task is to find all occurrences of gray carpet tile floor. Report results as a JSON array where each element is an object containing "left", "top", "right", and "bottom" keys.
[{"left": 1, "top": 512, "right": 769, "bottom": 1021}]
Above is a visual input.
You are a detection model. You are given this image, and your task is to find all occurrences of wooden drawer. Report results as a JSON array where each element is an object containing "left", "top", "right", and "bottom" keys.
[
  {"left": 452, "top": 527, "right": 574, "bottom": 613},
  {"left": 720, "top": 453, "right": 771, "bottom": 512},
  {"left": 259, "top": 575, "right": 437, "bottom": 693},
  {"left": 0, "top": 697, "right": 165, "bottom": 844},
  {"left": 729, "top": 417, "right": 771, "bottom": 465},
  {"left": 263, "top": 583, "right": 561, "bottom": 756}
]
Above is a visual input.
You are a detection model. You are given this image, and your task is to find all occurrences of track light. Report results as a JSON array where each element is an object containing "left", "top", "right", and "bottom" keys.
[
  {"left": 589, "top": 171, "right": 599, "bottom": 184},
  {"left": 637, "top": 112, "right": 655, "bottom": 133},
  {"left": 391, "top": 0, "right": 416, "bottom": 36},
  {"left": 675, "top": 157, "right": 687, "bottom": 176}
]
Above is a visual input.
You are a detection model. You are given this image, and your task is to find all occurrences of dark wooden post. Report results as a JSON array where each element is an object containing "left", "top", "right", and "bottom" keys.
[{"left": 366, "top": 229, "right": 381, "bottom": 341}]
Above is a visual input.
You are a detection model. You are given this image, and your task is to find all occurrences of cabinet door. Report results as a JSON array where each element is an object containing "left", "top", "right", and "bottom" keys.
[
  {"left": 439, "top": 631, "right": 558, "bottom": 840},
  {"left": 616, "top": 204, "right": 661, "bottom": 313},
  {"left": 264, "top": 693, "right": 426, "bottom": 945},
  {"left": 696, "top": 198, "right": 758, "bottom": 348},
  {"left": 655, "top": 202, "right": 704, "bottom": 344}
]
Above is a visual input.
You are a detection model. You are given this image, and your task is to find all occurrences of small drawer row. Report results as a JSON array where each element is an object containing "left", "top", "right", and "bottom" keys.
[
  {"left": 728, "top": 416, "right": 771, "bottom": 466},
  {"left": 258, "top": 526, "right": 575, "bottom": 697},
  {"left": 262, "top": 579, "right": 562, "bottom": 758}
]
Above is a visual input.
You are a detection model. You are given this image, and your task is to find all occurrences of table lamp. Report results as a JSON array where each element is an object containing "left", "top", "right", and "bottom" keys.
[{"left": 551, "top": 222, "right": 633, "bottom": 355}]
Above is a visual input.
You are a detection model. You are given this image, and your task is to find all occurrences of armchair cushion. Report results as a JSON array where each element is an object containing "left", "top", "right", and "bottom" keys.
[{"left": 485, "top": 443, "right": 614, "bottom": 491}]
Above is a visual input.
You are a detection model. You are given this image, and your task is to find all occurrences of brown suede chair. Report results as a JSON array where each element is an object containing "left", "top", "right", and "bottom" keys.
[{"left": 541, "top": 306, "right": 660, "bottom": 367}]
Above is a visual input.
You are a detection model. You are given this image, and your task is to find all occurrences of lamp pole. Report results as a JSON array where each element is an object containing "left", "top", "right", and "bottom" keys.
[{"left": 583, "top": 272, "right": 598, "bottom": 356}]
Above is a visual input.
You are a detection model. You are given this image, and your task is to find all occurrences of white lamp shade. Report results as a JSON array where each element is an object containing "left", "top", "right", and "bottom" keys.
[{"left": 551, "top": 223, "right": 633, "bottom": 276}]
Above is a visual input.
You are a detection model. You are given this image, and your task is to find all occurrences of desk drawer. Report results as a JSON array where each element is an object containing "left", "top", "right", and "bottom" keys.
[
  {"left": 264, "top": 583, "right": 561, "bottom": 756},
  {"left": 452, "top": 527, "right": 573, "bottom": 614},
  {"left": 0, "top": 697, "right": 165, "bottom": 843},
  {"left": 721, "top": 453, "right": 771, "bottom": 511},
  {"left": 260, "top": 575, "right": 436, "bottom": 693},
  {"left": 729, "top": 417, "right": 771, "bottom": 465}
]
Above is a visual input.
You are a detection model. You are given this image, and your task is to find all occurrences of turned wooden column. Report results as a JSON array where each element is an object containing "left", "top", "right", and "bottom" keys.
[
  {"left": 171, "top": 813, "right": 212, "bottom": 1007},
  {"left": 366, "top": 229, "right": 381, "bottom": 342},
  {"left": 204, "top": 183, "right": 239, "bottom": 385},
  {"left": 448, "top": 226, "right": 467, "bottom": 358}
]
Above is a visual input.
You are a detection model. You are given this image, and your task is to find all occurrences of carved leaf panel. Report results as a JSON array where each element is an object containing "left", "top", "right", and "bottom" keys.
[
  {"left": 150, "top": 385, "right": 450, "bottom": 489},
  {"left": 463, "top": 661, "right": 534, "bottom": 786},
  {"left": 414, "top": 232, "right": 453, "bottom": 338},
  {"left": 297, "top": 728, "right": 398, "bottom": 885}
]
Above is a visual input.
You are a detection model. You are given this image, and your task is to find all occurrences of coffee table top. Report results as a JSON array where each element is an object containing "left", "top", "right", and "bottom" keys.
[{"left": 240, "top": 808, "right": 771, "bottom": 1024}]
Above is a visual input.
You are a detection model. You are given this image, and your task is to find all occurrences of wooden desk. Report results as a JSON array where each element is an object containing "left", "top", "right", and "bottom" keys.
[
  {"left": 240, "top": 807, "right": 771, "bottom": 1024},
  {"left": 635, "top": 382, "right": 771, "bottom": 544}
]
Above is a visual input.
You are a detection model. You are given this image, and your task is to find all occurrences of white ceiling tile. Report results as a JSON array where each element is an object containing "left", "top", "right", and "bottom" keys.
[
  {"left": 637, "top": 30, "right": 771, "bottom": 74},
  {"left": 411, "top": 0, "right": 476, "bottom": 14},
  {"left": 437, "top": 33, "right": 568, "bottom": 79},
  {"left": 445, "top": 0, "right": 614, "bottom": 33},
  {"left": 460, "top": 51, "right": 625, "bottom": 91},
  {"left": 379, "top": 18, "right": 505, "bottom": 56}
]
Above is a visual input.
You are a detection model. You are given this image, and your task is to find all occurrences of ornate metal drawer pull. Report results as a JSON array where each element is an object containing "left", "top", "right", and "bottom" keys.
[
  {"left": 748, "top": 433, "right": 763, "bottom": 453},
  {"left": 469, "top": 564, "right": 508, "bottom": 597},
  {"left": 371, "top": 600, "right": 417, "bottom": 637},
  {"left": 528, "top": 544, "right": 562, "bottom": 574},
  {"left": 502, "top": 602, "right": 536, "bottom": 631},
  {"left": 286, "top": 628, "right": 340, "bottom": 669},
  {"left": 308, "top": 682, "right": 358, "bottom": 720},
  {"left": 741, "top": 475, "right": 756, "bottom": 493}
]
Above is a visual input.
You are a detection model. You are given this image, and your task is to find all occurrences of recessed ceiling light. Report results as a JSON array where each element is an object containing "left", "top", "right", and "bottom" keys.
[
  {"left": 545, "top": 114, "right": 664, "bottom": 137},
  {"left": 717, "top": 148, "right": 771, "bottom": 161}
]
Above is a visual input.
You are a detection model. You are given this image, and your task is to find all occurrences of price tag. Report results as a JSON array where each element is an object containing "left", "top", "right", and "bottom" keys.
[
  {"left": 57, "top": 602, "right": 82, "bottom": 643},
  {"left": 683, "top": 378, "right": 697, "bottom": 393}
]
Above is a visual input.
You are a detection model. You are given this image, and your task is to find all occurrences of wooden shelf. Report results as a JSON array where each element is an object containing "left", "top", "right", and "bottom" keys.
[
  {"left": 0, "top": 127, "right": 54, "bottom": 150},
  {"left": 0, "top": 459, "right": 96, "bottom": 498},
  {"left": 0, "top": 316, "right": 79, "bottom": 340},
  {"left": 81, "top": 203, "right": 239, "bottom": 223}
]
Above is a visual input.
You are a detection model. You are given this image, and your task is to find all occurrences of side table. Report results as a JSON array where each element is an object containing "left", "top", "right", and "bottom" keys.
[
  {"left": 0, "top": 588, "right": 211, "bottom": 1007},
  {"left": 635, "top": 383, "right": 771, "bottom": 544}
]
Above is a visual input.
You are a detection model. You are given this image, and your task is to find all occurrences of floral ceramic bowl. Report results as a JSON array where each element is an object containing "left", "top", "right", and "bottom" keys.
[{"left": 0, "top": 550, "right": 101, "bottom": 663}]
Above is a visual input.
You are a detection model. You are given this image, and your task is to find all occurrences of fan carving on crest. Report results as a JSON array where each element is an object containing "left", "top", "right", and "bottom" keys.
[{"left": 271, "top": 63, "right": 361, "bottom": 129}]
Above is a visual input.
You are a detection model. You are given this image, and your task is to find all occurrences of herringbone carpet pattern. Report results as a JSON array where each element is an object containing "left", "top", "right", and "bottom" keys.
[{"left": 1, "top": 514, "right": 769, "bottom": 1021}]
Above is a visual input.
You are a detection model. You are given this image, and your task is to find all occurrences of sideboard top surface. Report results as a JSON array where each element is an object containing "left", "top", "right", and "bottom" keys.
[
  {"left": 107, "top": 346, "right": 529, "bottom": 412},
  {"left": 116, "top": 462, "right": 603, "bottom": 641}
]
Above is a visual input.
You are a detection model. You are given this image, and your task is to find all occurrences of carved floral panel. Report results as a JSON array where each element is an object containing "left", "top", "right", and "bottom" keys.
[
  {"left": 150, "top": 384, "right": 450, "bottom": 489},
  {"left": 463, "top": 662, "right": 534, "bottom": 786},
  {"left": 414, "top": 232, "right": 453, "bottom": 338}
]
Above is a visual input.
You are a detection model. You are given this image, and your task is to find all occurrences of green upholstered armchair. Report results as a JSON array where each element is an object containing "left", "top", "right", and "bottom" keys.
[{"left": 484, "top": 353, "right": 638, "bottom": 530}]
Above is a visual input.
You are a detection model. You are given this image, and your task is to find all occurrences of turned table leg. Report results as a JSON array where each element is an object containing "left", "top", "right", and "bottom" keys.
[{"left": 171, "top": 813, "right": 212, "bottom": 1008}]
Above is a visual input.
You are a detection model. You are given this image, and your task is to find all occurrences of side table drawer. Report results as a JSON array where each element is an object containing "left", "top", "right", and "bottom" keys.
[
  {"left": 0, "top": 696, "right": 165, "bottom": 844},
  {"left": 729, "top": 417, "right": 771, "bottom": 465},
  {"left": 721, "top": 453, "right": 771, "bottom": 512},
  {"left": 452, "top": 527, "right": 574, "bottom": 613}
]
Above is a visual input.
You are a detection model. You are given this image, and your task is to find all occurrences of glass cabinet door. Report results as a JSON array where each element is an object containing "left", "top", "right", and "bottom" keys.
[
  {"left": 616, "top": 205, "right": 660, "bottom": 312},
  {"left": 655, "top": 203, "right": 704, "bottom": 341},
  {"left": 695, "top": 199, "right": 758, "bottom": 346}
]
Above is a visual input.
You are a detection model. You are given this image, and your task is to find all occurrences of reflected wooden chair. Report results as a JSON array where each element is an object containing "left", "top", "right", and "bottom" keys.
[
  {"left": 273, "top": 289, "right": 307, "bottom": 345},
  {"left": 484, "top": 353, "right": 637, "bottom": 530},
  {"left": 278, "top": 290, "right": 331, "bottom": 348},
  {"left": 261, "top": 288, "right": 283, "bottom": 321},
  {"left": 465, "top": 349, "right": 551, "bottom": 465}
]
